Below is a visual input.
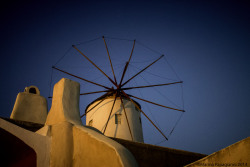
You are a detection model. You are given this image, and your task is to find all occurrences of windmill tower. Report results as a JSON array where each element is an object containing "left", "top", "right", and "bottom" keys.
[{"left": 86, "top": 92, "right": 144, "bottom": 142}]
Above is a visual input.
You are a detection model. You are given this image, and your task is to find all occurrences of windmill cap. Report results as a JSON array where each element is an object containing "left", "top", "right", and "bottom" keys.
[{"left": 85, "top": 91, "right": 141, "bottom": 112}]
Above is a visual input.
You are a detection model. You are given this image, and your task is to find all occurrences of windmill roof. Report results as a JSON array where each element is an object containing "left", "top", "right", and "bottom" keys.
[{"left": 85, "top": 91, "right": 141, "bottom": 112}]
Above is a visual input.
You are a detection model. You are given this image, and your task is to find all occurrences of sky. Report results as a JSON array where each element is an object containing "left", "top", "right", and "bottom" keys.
[{"left": 0, "top": 0, "right": 249, "bottom": 155}]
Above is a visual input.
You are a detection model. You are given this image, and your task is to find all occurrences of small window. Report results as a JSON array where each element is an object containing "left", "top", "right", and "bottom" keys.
[
  {"left": 89, "top": 120, "right": 93, "bottom": 126},
  {"left": 115, "top": 114, "right": 122, "bottom": 124}
]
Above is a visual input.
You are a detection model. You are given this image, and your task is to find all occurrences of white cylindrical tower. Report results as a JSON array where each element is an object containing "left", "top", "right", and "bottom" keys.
[{"left": 86, "top": 92, "right": 144, "bottom": 142}]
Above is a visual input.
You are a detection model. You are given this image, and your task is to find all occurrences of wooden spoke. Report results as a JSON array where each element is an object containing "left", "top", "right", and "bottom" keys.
[
  {"left": 103, "top": 93, "right": 118, "bottom": 134},
  {"left": 81, "top": 98, "right": 106, "bottom": 118},
  {"left": 122, "top": 81, "right": 183, "bottom": 91},
  {"left": 80, "top": 90, "right": 110, "bottom": 96},
  {"left": 52, "top": 66, "right": 111, "bottom": 90},
  {"left": 103, "top": 36, "right": 117, "bottom": 84},
  {"left": 121, "top": 55, "right": 164, "bottom": 87},
  {"left": 120, "top": 97, "right": 134, "bottom": 141},
  {"left": 119, "top": 40, "right": 135, "bottom": 86},
  {"left": 72, "top": 45, "right": 118, "bottom": 87},
  {"left": 128, "top": 94, "right": 185, "bottom": 112},
  {"left": 121, "top": 90, "right": 168, "bottom": 140},
  {"left": 119, "top": 62, "right": 129, "bottom": 86},
  {"left": 80, "top": 113, "right": 87, "bottom": 118}
]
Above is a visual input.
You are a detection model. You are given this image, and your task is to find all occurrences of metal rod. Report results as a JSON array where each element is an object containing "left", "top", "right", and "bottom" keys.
[
  {"left": 120, "top": 97, "right": 134, "bottom": 141},
  {"left": 72, "top": 45, "right": 118, "bottom": 87},
  {"left": 122, "top": 81, "right": 183, "bottom": 91},
  {"left": 121, "top": 90, "right": 168, "bottom": 140},
  {"left": 80, "top": 90, "right": 109, "bottom": 95},
  {"left": 102, "top": 36, "right": 117, "bottom": 84},
  {"left": 103, "top": 93, "right": 118, "bottom": 134},
  {"left": 121, "top": 55, "right": 164, "bottom": 87},
  {"left": 52, "top": 66, "right": 111, "bottom": 90},
  {"left": 129, "top": 94, "right": 185, "bottom": 112}
]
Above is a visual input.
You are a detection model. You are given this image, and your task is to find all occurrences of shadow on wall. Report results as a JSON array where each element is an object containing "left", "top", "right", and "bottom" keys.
[{"left": 0, "top": 128, "right": 36, "bottom": 167}]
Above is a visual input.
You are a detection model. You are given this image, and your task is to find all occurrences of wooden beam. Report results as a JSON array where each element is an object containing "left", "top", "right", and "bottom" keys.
[
  {"left": 120, "top": 97, "right": 134, "bottom": 141},
  {"left": 103, "top": 93, "right": 118, "bottom": 134},
  {"left": 121, "top": 55, "right": 164, "bottom": 87},
  {"left": 102, "top": 36, "right": 117, "bottom": 84},
  {"left": 80, "top": 90, "right": 109, "bottom": 95},
  {"left": 72, "top": 45, "right": 118, "bottom": 87},
  {"left": 128, "top": 94, "right": 185, "bottom": 112},
  {"left": 121, "top": 90, "right": 168, "bottom": 140},
  {"left": 52, "top": 66, "right": 111, "bottom": 90}
]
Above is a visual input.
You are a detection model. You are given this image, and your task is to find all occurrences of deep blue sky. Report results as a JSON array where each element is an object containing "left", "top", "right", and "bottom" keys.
[{"left": 0, "top": 0, "right": 249, "bottom": 155}]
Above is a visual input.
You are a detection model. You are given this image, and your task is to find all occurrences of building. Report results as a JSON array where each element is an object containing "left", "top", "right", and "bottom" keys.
[{"left": 0, "top": 78, "right": 249, "bottom": 167}]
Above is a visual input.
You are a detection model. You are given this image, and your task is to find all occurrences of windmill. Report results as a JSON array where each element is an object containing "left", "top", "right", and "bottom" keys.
[{"left": 50, "top": 36, "right": 185, "bottom": 143}]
